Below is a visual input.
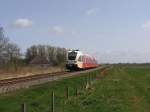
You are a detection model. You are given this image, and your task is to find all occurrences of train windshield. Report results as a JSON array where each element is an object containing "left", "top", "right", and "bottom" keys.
[{"left": 68, "top": 52, "right": 77, "bottom": 60}]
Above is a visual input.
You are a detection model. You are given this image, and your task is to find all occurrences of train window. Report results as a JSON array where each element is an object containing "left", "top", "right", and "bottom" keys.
[
  {"left": 92, "top": 59, "right": 94, "bottom": 64},
  {"left": 78, "top": 56, "right": 82, "bottom": 61},
  {"left": 83, "top": 56, "right": 85, "bottom": 62},
  {"left": 68, "top": 52, "right": 77, "bottom": 60}
]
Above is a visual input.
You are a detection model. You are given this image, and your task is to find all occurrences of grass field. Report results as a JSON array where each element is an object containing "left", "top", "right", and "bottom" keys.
[{"left": 0, "top": 64, "right": 150, "bottom": 112}]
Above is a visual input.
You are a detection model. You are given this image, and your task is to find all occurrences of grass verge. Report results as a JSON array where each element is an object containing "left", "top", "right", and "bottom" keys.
[{"left": 0, "top": 65, "right": 150, "bottom": 112}]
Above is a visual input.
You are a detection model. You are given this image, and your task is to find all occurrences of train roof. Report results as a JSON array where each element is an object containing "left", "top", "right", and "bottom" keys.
[
  {"left": 68, "top": 50, "right": 96, "bottom": 59},
  {"left": 68, "top": 50, "right": 83, "bottom": 55}
]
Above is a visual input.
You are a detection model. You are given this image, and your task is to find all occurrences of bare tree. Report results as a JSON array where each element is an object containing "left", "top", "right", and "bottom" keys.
[
  {"left": 26, "top": 45, "right": 38, "bottom": 63},
  {"left": 25, "top": 44, "right": 67, "bottom": 66},
  {"left": 37, "top": 45, "right": 46, "bottom": 57},
  {"left": 0, "top": 27, "right": 9, "bottom": 64},
  {"left": 0, "top": 26, "right": 20, "bottom": 67},
  {"left": 6, "top": 43, "right": 20, "bottom": 60}
]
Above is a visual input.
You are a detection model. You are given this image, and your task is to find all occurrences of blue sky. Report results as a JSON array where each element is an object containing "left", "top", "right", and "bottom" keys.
[{"left": 1, "top": 0, "right": 150, "bottom": 63}]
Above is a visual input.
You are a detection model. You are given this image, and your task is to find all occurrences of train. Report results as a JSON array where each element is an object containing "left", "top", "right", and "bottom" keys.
[{"left": 66, "top": 50, "right": 98, "bottom": 70}]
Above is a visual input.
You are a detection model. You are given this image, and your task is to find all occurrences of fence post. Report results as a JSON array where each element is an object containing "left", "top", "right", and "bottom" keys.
[
  {"left": 82, "top": 79, "right": 86, "bottom": 89},
  {"left": 65, "top": 86, "right": 69, "bottom": 99},
  {"left": 93, "top": 72, "right": 95, "bottom": 80},
  {"left": 51, "top": 91, "right": 55, "bottom": 112},
  {"left": 62, "top": 99, "right": 65, "bottom": 112},
  {"left": 91, "top": 72, "right": 93, "bottom": 81},
  {"left": 87, "top": 76, "right": 89, "bottom": 84},
  {"left": 85, "top": 76, "right": 90, "bottom": 89},
  {"left": 21, "top": 103, "right": 26, "bottom": 112},
  {"left": 75, "top": 87, "right": 78, "bottom": 96},
  {"left": 89, "top": 74, "right": 91, "bottom": 85}
]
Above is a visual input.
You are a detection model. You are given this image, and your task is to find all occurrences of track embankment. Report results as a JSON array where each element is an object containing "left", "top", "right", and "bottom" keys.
[{"left": 0, "top": 66, "right": 109, "bottom": 94}]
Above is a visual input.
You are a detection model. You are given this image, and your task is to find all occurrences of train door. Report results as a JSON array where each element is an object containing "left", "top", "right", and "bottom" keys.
[{"left": 77, "top": 55, "right": 83, "bottom": 69}]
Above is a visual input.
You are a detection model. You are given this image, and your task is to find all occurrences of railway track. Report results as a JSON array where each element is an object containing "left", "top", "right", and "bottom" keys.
[
  {"left": 0, "top": 66, "right": 109, "bottom": 94},
  {"left": 0, "top": 71, "right": 69, "bottom": 86}
]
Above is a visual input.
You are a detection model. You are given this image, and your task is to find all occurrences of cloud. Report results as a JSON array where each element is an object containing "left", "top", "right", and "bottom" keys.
[
  {"left": 49, "top": 26, "right": 64, "bottom": 34},
  {"left": 142, "top": 20, "right": 150, "bottom": 28},
  {"left": 86, "top": 8, "right": 98, "bottom": 15},
  {"left": 13, "top": 18, "right": 33, "bottom": 28}
]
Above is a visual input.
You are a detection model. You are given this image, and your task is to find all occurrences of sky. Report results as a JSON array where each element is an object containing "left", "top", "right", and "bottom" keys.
[{"left": 1, "top": 0, "right": 150, "bottom": 63}]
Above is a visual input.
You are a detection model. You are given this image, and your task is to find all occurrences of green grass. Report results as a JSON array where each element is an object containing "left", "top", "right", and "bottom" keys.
[
  {"left": 0, "top": 70, "right": 99, "bottom": 112},
  {"left": 0, "top": 65, "right": 150, "bottom": 112}
]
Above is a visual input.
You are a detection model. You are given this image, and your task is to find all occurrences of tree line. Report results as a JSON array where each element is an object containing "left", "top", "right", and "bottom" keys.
[
  {"left": 0, "top": 26, "right": 67, "bottom": 71},
  {"left": 26, "top": 45, "right": 67, "bottom": 65}
]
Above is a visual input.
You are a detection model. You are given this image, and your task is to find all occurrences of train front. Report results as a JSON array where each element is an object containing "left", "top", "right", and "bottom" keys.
[{"left": 66, "top": 50, "right": 79, "bottom": 70}]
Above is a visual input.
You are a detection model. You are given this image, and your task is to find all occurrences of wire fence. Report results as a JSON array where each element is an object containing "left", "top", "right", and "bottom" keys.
[{"left": 19, "top": 68, "right": 108, "bottom": 112}]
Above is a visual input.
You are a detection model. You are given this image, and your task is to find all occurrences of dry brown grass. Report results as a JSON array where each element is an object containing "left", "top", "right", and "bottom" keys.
[{"left": 0, "top": 66, "right": 65, "bottom": 80}]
